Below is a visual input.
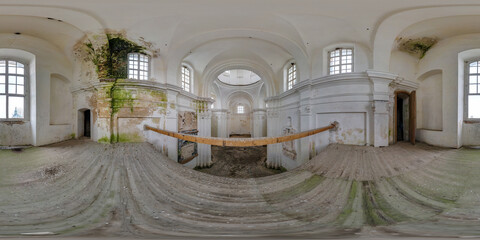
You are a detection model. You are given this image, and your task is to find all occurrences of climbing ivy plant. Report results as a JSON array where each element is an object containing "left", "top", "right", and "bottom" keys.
[{"left": 85, "top": 34, "right": 146, "bottom": 79}]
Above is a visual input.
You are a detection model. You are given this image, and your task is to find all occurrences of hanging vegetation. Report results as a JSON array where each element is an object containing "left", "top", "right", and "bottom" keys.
[{"left": 85, "top": 33, "right": 146, "bottom": 79}]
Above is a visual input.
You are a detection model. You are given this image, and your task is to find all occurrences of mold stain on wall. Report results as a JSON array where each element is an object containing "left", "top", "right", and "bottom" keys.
[{"left": 74, "top": 31, "right": 167, "bottom": 144}]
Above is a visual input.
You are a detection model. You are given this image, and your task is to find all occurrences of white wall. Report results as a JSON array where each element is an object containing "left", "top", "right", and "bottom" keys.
[
  {"left": 415, "top": 34, "right": 480, "bottom": 147},
  {"left": 417, "top": 70, "right": 443, "bottom": 131},
  {"left": 0, "top": 34, "right": 74, "bottom": 146},
  {"left": 266, "top": 71, "right": 396, "bottom": 170}
]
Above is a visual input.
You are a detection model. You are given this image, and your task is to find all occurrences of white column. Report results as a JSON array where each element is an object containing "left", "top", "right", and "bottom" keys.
[
  {"left": 165, "top": 90, "right": 178, "bottom": 161},
  {"left": 298, "top": 104, "right": 312, "bottom": 163},
  {"left": 367, "top": 71, "right": 396, "bottom": 147},
  {"left": 213, "top": 109, "right": 228, "bottom": 138},
  {"left": 266, "top": 103, "right": 281, "bottom": 168},
  {"left": 197, "top": 110, "right": 212, "bottom": 167},
  {"left": 252, "top": 109, "right": 267, "bottom": 138}
]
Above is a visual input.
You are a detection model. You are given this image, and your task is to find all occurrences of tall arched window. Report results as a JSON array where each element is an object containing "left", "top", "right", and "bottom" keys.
[
  {"left": 0, "top": 60, "right": 26, "bottom": 119},
  {"left": 287, "top": 63, "right": 297, "bottom": 90},
  {"left": 128, "top": 53, "right": 149, "bottom": 80},
  {"left": 467, "top": 60, "right": 480, "bottom": 119},
  {"left": 181, "top": 65, "right": 191, "bottom": 92}
]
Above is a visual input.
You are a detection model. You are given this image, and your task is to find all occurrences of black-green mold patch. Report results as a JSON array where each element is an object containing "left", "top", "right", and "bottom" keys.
[
  {"left": 85, "top": 34, "right": 146, "bottom": 79},
  {"left": 361, "top": 181, "right": 409, "bottom": 226},
  {"left": 397, "top": 37, "right": 437, "bottom": 59},
  {"left": 262, "top": 174, "right": 324, "bottom": 204}
]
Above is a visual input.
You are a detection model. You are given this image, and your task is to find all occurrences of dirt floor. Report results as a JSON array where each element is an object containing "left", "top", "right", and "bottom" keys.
[
  {"left": 1, "top": 140, "right": 480, "bottom": 239},
  {"left": 197, "top": 146, "right": 282, "bottom": 178}
]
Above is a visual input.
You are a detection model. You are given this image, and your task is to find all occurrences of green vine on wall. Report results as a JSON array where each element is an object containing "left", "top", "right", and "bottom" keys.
[{"left": 85, "top": 34, "right": 146, "bottom": 79}]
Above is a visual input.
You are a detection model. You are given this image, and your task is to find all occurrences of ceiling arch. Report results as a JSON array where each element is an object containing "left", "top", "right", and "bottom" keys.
[
  {"left": 373, "top": 5, "right": 480, "bottom": 71},
  {"left": 166, "top": 29, "right": 310, "bottom": 88},
  {"left": 201, "top": 59, "right": 276, "bottom": 98}
]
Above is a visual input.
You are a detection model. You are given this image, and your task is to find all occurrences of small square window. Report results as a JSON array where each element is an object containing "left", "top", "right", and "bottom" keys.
[
  {"left": 128, "top": 53, "right": 149, "bottom": 80},
  {"left": 237, "top": 105, "right": 244, "bottom": 114},
  {"left": 329, "top": 48, "right": 353, "bottom": 75}
]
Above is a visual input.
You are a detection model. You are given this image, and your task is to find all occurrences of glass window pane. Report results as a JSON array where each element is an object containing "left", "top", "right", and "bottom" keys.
[
  {"left": 0, "top": 75, "right": 4, "bottom": 83},
  {"left": 470, "top": 84, "right": 478, "bottom": 94},
  {"left": 17, "top": 85, "right": 24, "bottom": 95},
  {"left": 8, "top": 84, "right": 16, "bottom": 94},
  {"left": 0, "top": 84, "right": 4, "bottom": 94},
  {"left": 9, "top": 75, "right": 15, "bottom": 84},
  {"left": 8, "top": 96, "right": 24, "bottom": 118},
  {"left": 0, "top": 95, "right": 5, "bottom": 118},
  {"left": 470, "top": 75, "right": 478, "bottom": 84},
  {"left": 468, "top": 95, "right": 480, "bottom": 118},
  {"left": 471, "top": 61, "right": 478, "bottom": 67},
  {"left": 17, "top": 76, "right": 24, "bottom": 85},
  {"left": 470, "top": 67, "right": 478, "bottom": 74},
  {"left": 17, "top": 67, "right": 24, "bottom": 75}
]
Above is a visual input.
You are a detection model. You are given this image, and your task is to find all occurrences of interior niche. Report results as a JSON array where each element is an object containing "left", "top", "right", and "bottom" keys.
[
  {"left": 416, "top": 70, "right": 443, "bottom": 131},
  {"left": 50, "top": 74, "right": 72, "bottom": 125}
]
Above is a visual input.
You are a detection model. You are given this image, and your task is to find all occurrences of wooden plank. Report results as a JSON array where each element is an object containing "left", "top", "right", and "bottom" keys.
[{"left": 145, "top": 122, "right": 337, "bottom": 147}]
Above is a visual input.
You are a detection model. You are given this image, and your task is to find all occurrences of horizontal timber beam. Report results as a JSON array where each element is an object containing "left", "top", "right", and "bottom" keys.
[{"left": 145, "top": 121, "right": 338, "bottom": 147}]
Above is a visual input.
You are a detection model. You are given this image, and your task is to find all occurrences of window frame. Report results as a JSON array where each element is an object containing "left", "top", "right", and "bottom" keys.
[
  {"left": 237, "top": 105, "right": 244, "bottom": 114},
  {"left": 286, "top": 62, "right": 297, "bottom": 90},
  {"left": 127, "top": 53, "right": 150, "bottom": 80},
  {"left": 328, "top": 48, "right": 354, "bottom": 75},
  {"left": 465, "top": 59, "right": 480, "bottom": 121},
  {"left": 0, "top": 59, "right": 28, "bottom": 121},
  {"left": 181, "top": 65, "right": 192, "bottom": 92}
]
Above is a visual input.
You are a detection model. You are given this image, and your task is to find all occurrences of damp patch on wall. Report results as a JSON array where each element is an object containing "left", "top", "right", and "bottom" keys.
[
  {"left": 397, "top": 37, "right": 437, "bottom": 59},
  {"left": 178, "top": 111, "right": 198, "bottom": 163},
  {"left": 282, "top": 127, "right": 297, "bottom": 160},
  {"left": 178, "top": 111, "right": 197, "bottom": 132},
  {"left": 74, "top": 31, "right": 160, "bottom": 80}
]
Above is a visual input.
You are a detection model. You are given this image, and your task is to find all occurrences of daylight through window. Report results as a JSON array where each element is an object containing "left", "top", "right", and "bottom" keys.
[
  {"left": 467, "top": 61, "right": 480, "bottom": 119},
  {"left": 287, "top": 63, "right": 296, "bottom": 90},
  {"left": 128, "top": 53, "right": 149, "bottom": 80},
  {"left": 237, "top": 105, "right": 244, "bottom": 114},
  {"left": 0, "top": 60, "right": 26, "bottom": 119},
  {"left": 181, "top": 66, "right": 191, "bottom": 92},
  {"left": 329, "top": 48, "right": 353, "bottom": 75}
]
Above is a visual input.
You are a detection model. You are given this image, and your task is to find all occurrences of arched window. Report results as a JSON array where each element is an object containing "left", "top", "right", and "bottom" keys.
[
  {"left": 467, "top": 60, "right": 480, "bottom": 119},
  {"left": 128, "top": 53, "right": 149, "bottom": 80},
  {"left": 181, "top": 65, "right": 191, "bottom": 92},
  {"left": 286, "top": 63, "right": 297, "bottom": 90},
  {"left": 329, "top": 48, "right": 353, "bottom": 75},
  {"left": 0, "top": 60, "right": 26, "bottom": 119}
]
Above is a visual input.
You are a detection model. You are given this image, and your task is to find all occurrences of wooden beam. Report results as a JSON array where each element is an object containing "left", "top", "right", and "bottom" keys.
[{"left": 145, "top": 122, "right": 338, "bottom": 147}]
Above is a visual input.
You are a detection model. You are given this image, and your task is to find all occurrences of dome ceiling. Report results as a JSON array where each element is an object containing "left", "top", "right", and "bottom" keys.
[{"left": 217, "top": 69, "right": 261, "bottom": 85}]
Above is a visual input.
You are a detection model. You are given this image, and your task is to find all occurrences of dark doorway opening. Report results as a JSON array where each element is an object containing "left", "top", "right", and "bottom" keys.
[
  {"left": 78, "top": 109, "right": 92, "bottom": 139},
  {"left": 394, "top": 91, "right": 416, "bottom": 144},
  {"left": 84, "top": 110, "right": 91, "bottom": 138},
  {"left": 396, "top": 97, "right": 404, "bottom": 142}
]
